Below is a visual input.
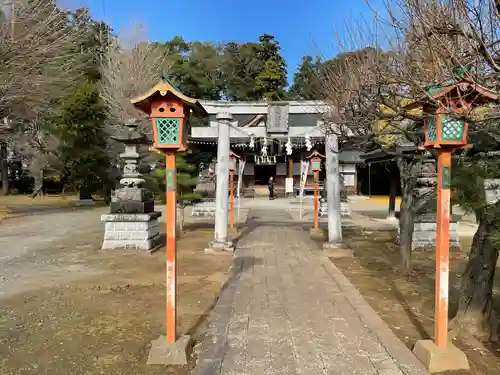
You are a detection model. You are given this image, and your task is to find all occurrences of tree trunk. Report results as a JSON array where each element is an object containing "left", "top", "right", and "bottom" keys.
[
  {"left": 0, "top": 141, "right": 9, "bottom": 196},
  {"left": 30, "top": 169, "right": 44, "bottom": 198},
  {"left": 399, "top": 181, "right": 416, "bottom": 273},
  {"left": 388, "top": 172, "right": 398, "bottom": 218},
  {"left": 397, "top": 157, "right": 422, "bottom": 274},
  {"left": 452, "top": 204, "right": 500, "bottom": 342}
]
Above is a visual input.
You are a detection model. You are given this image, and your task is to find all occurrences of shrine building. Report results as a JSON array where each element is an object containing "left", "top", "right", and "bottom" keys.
[{"left": 190, "top": 100, "right": 364, "bottom": 196}]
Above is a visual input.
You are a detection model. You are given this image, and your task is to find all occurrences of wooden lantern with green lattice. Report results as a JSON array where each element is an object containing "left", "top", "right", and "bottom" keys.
[
  {"left": 307, "top": 150, "right": 325, "bottom": 172},
  {"left": 131, "top": 76, "right": 208, "bottom": 152},
  {"left": 229, "top": 150, "right": 240, "bottom": 172},
  {"left": 405, "top": 69, "right": 498, "bottom": 150}
]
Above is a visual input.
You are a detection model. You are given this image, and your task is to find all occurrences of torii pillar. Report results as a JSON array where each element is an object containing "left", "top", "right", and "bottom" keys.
[
  {"left": 322, "top": 133, "right": 352, "bottom": 257},
  {"left": 205, "top": 112, "right": 234, "bottom": 253}
]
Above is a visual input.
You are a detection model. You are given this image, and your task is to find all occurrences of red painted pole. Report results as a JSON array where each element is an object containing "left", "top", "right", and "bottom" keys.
[
  {"left": 229, "top": 170, "right": 234, "bottom": 229},
  {"left": 165, "top": 152, "right": 177, "bottom": 344},
  {"left": 435, "top": 150, "right": 451, "bottom": 349},
  {"left": 314, "top": 170, "right": 319, "bottom": 229}
]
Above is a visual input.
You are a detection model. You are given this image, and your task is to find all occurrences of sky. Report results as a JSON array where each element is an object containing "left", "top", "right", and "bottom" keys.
[{"left": 78, "top": 0, "right": 387, "bottom": 81}]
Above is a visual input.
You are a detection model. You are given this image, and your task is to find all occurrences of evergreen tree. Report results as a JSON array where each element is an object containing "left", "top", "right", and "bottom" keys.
[
  {"left": 45, "top": 8, "right": 111, "bottom": 196},
  {"left": 52, "top": 79, "right": 109, "bottom": 193},
  {"left": 158, "top": 34, "right": 289, "bottom": 101},
  {"left": 223, "top": 41, "right": 264, "bottom": 101},
  {"left": 290, "top": 55, "right": 323, "bottom": 100},
  {"left": 154, "top": 152, "right": 200, "bottom": 203},
  {"left": 255, "top": 34, "right": 288, "bottom": 100},
  {"left": 154, "top": 151, "right": 201, "bottom": 233}
]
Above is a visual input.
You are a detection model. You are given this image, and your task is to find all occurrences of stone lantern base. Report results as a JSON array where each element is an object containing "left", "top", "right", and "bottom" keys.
[
  {"left": 396, "top": 213, "right": 460, "bottom": 250},
  {"left": 101, "top": 212, "right": 162, "bottom": 250},
  {"left": 319, "top": 197, "right": 351, "bottom": 218}
]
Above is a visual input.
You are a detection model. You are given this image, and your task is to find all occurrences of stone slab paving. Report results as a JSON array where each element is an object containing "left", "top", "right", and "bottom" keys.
[{"left": 193, "top": 209, "right": 429, "bottom": 375}]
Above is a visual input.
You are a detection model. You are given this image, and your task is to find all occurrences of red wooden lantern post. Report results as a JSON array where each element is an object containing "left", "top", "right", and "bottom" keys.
[
  {"left": 407, "top": 72, "right": 498, "bottom": 372},
  {"left": 307, "top": 150, "right": 325, "bottom": 230},
  {"left": 229, "top": 151, "right": 239, "bottom": 230},
  {"left": 131, "top": 78, "right": 207, "bottom": 347}
]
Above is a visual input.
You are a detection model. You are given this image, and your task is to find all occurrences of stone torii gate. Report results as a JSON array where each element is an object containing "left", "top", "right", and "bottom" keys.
[{"left": 202, "top": 112, "right": 346, "bottom": 255}]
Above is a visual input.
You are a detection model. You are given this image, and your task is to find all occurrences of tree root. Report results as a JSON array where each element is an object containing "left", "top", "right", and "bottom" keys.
[{"left": 450, "top": 303, "right": 499, "bottom": 343}]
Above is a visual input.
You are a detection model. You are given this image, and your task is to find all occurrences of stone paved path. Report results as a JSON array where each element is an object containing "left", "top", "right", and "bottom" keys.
[{"left": 194, "top": 209, "right": 428, "bottom": 375}]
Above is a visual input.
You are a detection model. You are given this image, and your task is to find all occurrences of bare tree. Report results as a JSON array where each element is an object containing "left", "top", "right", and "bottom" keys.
[
  {"left": 0, "top": 0, "right": 92, "bottom": 195},
  {"left": 99, "top": 21, "right": 168, "bottom": 136},
  {"left": 0, "top": 0, "right": 89, "bottom": 123}
]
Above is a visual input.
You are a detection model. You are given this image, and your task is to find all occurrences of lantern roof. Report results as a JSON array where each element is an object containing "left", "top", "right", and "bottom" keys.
[
  {"left": 306, "top": 150, "right": 325, "bottom": 159},
  {"left": 131, "top": 75, "right": 208, "bottom": 117},
  {"left": 405, "top": 69, "right": 499, "bottom": 110}
]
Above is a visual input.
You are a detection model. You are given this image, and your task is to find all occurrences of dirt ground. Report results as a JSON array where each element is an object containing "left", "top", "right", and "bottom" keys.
[
  {"left": 0, "top": 222, "right": 232, "bottom": 375},
  {"left": 0, "top": 194, "right": 81, "bottom": 221},
  {"left": 334, "top": 227, "right": 500, "bottom": 375}
]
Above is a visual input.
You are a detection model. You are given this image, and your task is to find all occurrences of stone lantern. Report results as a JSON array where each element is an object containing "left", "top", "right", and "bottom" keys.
[{"left": 101, "top": 119, "right": 161, "bottom": 250}]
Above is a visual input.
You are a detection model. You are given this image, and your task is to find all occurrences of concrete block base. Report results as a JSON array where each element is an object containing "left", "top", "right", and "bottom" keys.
[
  {"left": 319, "top": 201, "right": 351, "bottom": 219},
  {"left": 397, "top": 221, "right": 460, "bottom": 250},
  {"left": 322, "top": 242, "right": 354, "bottom": 258},
  {"left": 101, "top": 236, "right": 160, "bottom": 250},
  {"left": 147, "top": 335, "right": 192, "bottom": 365},
  {"left": 101, "top": 212, "right": 161, "bottom": 251},
  {"left": 309, "top": 228, "right": 325, "bottom": 240},
  {"left": 205, "top": 240, "right": 234, "bottom": 254},
  {"left": 412, "top": 339, "right": 469, "bottom": 373}
]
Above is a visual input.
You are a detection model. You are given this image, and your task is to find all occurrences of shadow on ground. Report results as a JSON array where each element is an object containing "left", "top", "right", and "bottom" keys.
[
  {"left": 0, "top": 226, "right": 232, "bottom": 375},
  {"left": 334, "top": 227, "right": 500, "bottom": 375}
]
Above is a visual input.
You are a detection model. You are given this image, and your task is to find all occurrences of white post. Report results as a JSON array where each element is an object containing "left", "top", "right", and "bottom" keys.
[
  {"left": 324, "top": 134, "right": 342, "bottom": 246},
  {"left": 237, "top": 159, "right": 245, "bottom": 221},
  {"left": 206, "top": 112, "right": 234, "bottom": 253},
  {"left": 299, "top": 160, "right": 309, "bottom": 220}
]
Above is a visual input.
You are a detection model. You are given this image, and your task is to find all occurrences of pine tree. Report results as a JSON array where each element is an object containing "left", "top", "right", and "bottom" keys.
[
  {"left": 290, "top": 55, "right": 323, "bottom": 100},
  {"left": 154, "top": 152, "right": 201, "bottom": 233},
  {"left": 52, "top": 79, "right": 109, "bottom": 195}
]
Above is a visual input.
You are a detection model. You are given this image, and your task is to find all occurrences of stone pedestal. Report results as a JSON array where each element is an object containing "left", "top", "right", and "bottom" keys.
[
  {"left": 147, "top": 335, "right": 192, "bottom": 365},
  {"left": 397, "top": 158, "right": 460, "bottom": 250},
  {"left": 412, "top": 340, "right": 469, "bottom": 373},
  {"left": 110, "top": 189, "right": 155, "bottom": 213},
  {"left": 407, "top": 213, "right": 460, "bottom": 250},
  {"left": 309, "top": 227, "right": 325, "bottom": 240},
  {"left": 101, "top": 212, "right": 161, "bottom": 250},
  {"left": 205, "top": 240, "right": 234, "bottom": 254},
  {"left": 319, "top": 198, "right": 351, "bottom": 217}
]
